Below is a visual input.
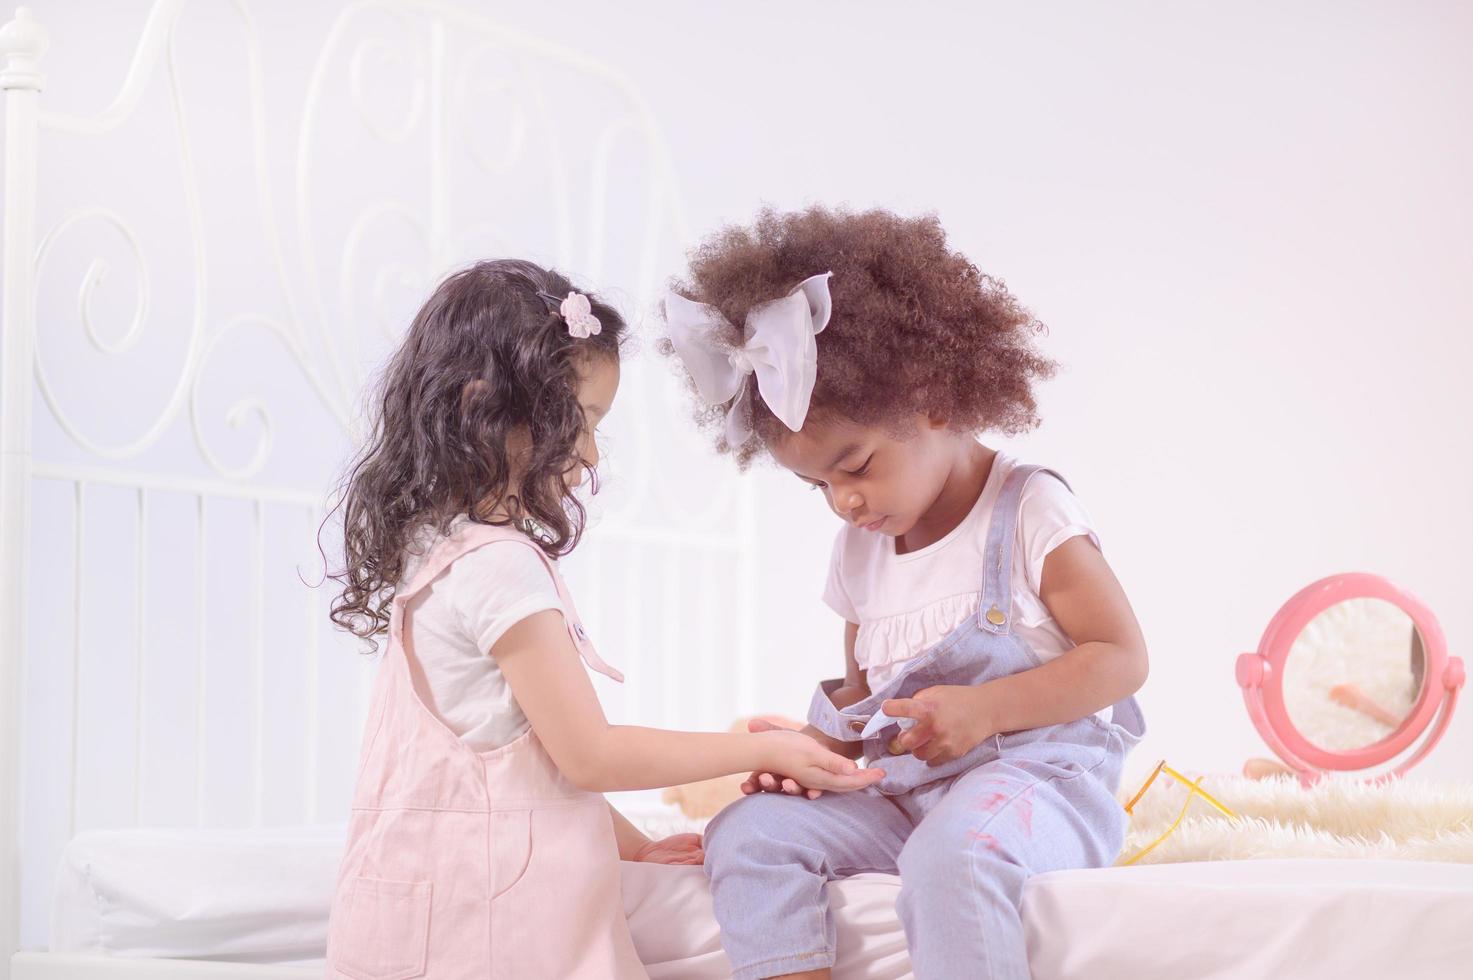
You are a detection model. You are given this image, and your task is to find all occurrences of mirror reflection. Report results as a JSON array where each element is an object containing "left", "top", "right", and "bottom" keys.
[{"left": 1282, "top": 598, "right": 1423, "bottom": 752}]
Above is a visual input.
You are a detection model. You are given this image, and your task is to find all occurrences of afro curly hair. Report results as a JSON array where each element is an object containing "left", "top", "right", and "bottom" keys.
[{"left": 661, "top": 206, "right": 1057, "bottom": 468}]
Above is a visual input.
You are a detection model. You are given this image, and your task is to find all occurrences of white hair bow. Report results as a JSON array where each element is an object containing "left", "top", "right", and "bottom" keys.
[{"left": 665, "top": 272, "right": 833, "bottom": 446}]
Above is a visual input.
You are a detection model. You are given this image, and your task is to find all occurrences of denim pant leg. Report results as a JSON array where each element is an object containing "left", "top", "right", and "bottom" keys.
[
  {"left": 896, "top": 748, "right": 1128, "bottom": 980},
  {"left": 704, "top": 787, "right": 911, "bottom": 980}
]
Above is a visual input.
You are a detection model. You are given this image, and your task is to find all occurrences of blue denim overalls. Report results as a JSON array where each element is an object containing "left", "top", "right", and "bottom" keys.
[{"left": 703, "top": 464, "right": 1146, "bottom": 979}]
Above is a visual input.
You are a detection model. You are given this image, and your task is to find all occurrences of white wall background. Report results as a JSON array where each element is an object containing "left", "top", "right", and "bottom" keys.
[
  {"left": 10, "top": 0, "right": 1473, "bottom": 951},
  {"left": 485, "top": 0, "right": 1473, "bottom": 778}
]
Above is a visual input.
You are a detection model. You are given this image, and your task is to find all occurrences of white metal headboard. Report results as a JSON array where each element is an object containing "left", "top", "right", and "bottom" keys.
[{"left": 0, "top": 1, "right": 754, "bottom": 965}]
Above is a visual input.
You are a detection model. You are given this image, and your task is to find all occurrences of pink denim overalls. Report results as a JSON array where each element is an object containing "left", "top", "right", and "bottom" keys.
[{"left": 325, "top": 524, "right": 647, "bottom": 980}]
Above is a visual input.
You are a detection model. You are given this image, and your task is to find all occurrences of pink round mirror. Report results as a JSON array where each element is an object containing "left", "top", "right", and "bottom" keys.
[{"left": 1236, "top": 573, "right": 1464, "bottom": 785}]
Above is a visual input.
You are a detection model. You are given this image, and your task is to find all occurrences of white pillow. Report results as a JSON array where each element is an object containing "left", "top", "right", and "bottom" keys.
[{"left": 52, "top": 825, "right": 346, "bottom": 965}]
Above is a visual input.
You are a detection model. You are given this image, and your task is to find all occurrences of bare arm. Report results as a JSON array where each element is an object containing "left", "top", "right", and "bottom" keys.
[
  {"left": 798, "top": 621, "right": 868, "bottom": 759},
  {"left": 741, "top": 620, "right": 869, "bottom": 796},
  {"left": 492, "top": 610, "right": 881, "bottom": 794},
  {"left": 608, "top": 803, "right": 651, "bottom": 860},
  {"left": 984, "top": 535, "right": 1148, "bottom": 732},
  {"left": 886, "top": 535, "right": 1149, "bottom": 763}
]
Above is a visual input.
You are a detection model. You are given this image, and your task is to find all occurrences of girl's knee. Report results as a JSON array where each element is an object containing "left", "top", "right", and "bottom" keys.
[
  {"left": 899, "top": 814, "right": 1025, "bottom": 885},
  {"left": 898, "top": 830, "right": 1027, "bottom": 919},
  {"left": 703, "top": 793, "right": 798, "bottom": 866}
]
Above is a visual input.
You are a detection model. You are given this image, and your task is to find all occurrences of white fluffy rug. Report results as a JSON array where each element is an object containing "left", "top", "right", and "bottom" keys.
[
  {"left": 640, "top": 774, "right": 1473, "bottom": 866},
  {"left": 1120, "top": 773, "right": 1473, "bottom": 865}
]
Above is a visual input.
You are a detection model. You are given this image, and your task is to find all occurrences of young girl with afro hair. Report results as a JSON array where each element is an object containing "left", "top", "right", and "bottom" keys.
[{"left": 663, "top": 207, "right": 1149, "bottom": 980}]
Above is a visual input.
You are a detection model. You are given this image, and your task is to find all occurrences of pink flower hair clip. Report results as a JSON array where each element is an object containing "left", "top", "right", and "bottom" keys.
[{"left": 559, "top": 291, "right": 602, "bottom": 339}]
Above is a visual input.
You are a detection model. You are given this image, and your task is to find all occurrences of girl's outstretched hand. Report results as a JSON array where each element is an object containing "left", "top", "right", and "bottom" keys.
[
  {"left": 741, "top": 718, "right": 820, "bottom": 799},
  {"left": 634, "top": 832, "right": 705, "bottom": 865},
  {"left": 748, "top": 721, "right": 883, "bottom": 798}
]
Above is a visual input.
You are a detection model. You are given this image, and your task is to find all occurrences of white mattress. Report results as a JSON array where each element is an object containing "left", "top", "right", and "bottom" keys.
[{"left": 50, "top": 824, "right": 1473, "bottom": 979}]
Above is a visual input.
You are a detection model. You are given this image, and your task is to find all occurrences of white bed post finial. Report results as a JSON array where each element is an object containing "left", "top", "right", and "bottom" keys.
[
  {"left": 0, "top": 7, "right": 46, "bottom": 89},
  {"left": 1, "top": 7, "right": 47, "bottom": 975}
]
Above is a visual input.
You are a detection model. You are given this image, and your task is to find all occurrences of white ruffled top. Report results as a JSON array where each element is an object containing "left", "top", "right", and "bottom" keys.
[{"left": 823, "top": 452, "right": 1105, "bottom": 717}]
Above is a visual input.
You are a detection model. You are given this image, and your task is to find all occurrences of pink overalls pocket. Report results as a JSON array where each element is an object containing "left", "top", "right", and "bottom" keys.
[
  {"left": 488, "top": 809, "right": 533, "bottom": 899},
  {"left": 330, "top": 525, "right": 647, "bottom": 979},
  {"left": 328, "top": 877, "right": 432, "bottom": 980}
]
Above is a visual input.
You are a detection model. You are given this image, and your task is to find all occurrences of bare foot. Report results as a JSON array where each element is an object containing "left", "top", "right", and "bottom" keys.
[{"left": 1243, "top": 757, "right": 1295, "bottom": 780}]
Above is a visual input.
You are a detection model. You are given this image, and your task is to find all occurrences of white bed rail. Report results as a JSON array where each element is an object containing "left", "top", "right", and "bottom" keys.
[
  {"left": 0, "top": 3, "right": 749, "bottom": 970},
  {"left": 2, "top": 9, "right": 49, "bottom": 973}
]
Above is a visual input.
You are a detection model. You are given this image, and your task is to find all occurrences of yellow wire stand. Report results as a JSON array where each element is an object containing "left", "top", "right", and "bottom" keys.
[{"left": 1119, "top": 760, "right": 1238, "bottom": 866}]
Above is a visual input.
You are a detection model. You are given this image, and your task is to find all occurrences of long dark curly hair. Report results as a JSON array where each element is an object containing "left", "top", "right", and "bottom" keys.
[
  {"left": 328, "top": 259, "right": 625, "bottom": 647},
  {"left": 662, "top": 206, "right": 1056, "bottom": 467}
]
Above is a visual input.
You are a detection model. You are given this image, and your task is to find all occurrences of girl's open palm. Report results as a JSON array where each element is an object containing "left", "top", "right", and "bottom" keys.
[{"left": 747, "top": 720, "right": 882, "bottom": 798}]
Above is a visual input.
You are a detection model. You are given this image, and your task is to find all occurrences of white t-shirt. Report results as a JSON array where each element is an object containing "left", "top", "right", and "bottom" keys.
[
  {"left": 398, "top": 516, "right": 563, "bottom": 750},
  {"left": 823, "top": 452, "right": 1110, "bottom": 721}
]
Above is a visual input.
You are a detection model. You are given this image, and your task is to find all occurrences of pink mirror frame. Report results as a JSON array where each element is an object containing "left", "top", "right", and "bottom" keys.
[{"left": 1236, "top": 573, "right": 1464, "bottom": 786}]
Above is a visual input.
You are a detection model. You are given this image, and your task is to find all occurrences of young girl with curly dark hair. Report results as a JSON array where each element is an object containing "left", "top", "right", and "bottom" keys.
[
  {"left": 663, "top": 208, "right": 1149, "bottom": 980},
  {"left": 322, "top": 259, "right": 880, "bottom": 980}
]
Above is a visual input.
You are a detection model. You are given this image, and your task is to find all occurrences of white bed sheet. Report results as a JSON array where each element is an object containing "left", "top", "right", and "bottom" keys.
[{"left": 49, "top": 825, "right": 1473, "bottom": 979}]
